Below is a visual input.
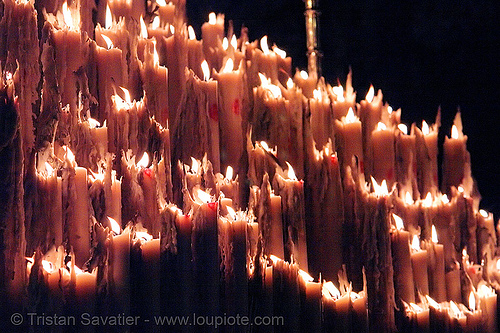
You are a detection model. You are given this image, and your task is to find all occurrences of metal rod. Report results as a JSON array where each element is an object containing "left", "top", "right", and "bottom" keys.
[{"left": 304, "top": 0, "right": 322, "bottom": 79}]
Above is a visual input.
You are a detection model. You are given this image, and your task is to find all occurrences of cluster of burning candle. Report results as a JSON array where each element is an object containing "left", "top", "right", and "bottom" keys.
[{"left": 1, "top": 0, "right": 500, "bottom": 331}]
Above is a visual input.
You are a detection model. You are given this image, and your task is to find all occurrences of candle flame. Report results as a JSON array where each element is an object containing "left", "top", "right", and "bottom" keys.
[
  {"left": 196, "top": 188, "right": 212, "bottom": 204},
  {"left": 137, "top": 152, "right": 150, "bottom": 168},
  {"left": 152, "top": 40, "right": 160, "bottom": 66},
  {"left": 422, "top": 120, "right": 430, "bottom": 135},
  {"left": 188, "top": 26, "right": 196, "bottom": 40},
  {"left": 231, "top": 35, "right": 237, "bottom": 49},
  {"left": 323, "top": 281, "right": 341, "bottom": 300},
  {"left": 410, "top": 303, "right": 423, "bottom": 313},
  {"left": 62, "top": 2, "right": 74, "bottom": 28},
  {"left": 426, "top": 295, "right": 440, "bottom": 309},
  {"left": 462, "top": 247, "right": 468, "bottom": 259},
  {"left": 393, "top": 214, "right": 404, "bottom": 231},
  {"left": 120, "top": 87, "right": 132, "bottom": 104},
  {"left": 222, "top": 37, "right": 229, "bottom": 51},
  {"left": 169, "top": 24, "right": 175, "bottom": 35},
  {"left": 300, "top": 70, "right": 308, "bottom": 80},
  {"left": 366, "top": 85, "right": 375, "bottom": 103},
  {"left": 63, "top": 145, "right": 75, "bottom": 164},
  {"left": 478, "top": 283, "right": 494, "bottom": 297},
  {"left": 496, "top": 258, "right": 500, "bottom": 271},
  {"left": 273, "top": 46, "right": 286, "bottom": 59},
  {"left": 371, "top": 177, "right": 389, "bottom": 196},
  {"left": 88, "top": 117, "right": 101, "bottom": 128},
  {"left": 441, "top": 194, "right": 450, "bottom": 204},
  {"left": 201, "top": 60, "right": 210, "bottom": 81},
  {"left": 313, "top": 88, "right": 322, "bottom": 100},
  {"left": 225, "top": 165, "right": 233, "bottom": 180},
  {"left": 345, "top": 107, "right": 356, "bottom": 123},
  {"left": 260, "top": 36, "right": 270, "bottom": 54},
  {"left": 101, "top": 34, "right": 113, "bottom": 49},
  {"left": 451, "top": 125, "right": 459, "bottom": 139},
  {"left": 377, "top": 122, "right": 387, "bottom": 131},
  {"left": 332, "top": 85, "right": 345, "bottom": 102},
  {"left": 398, "top": 124, "right": 408, "bottom": 135},
  {"left": 286, "top": 162, "right": 297, "bottom": 181},
  {"left": 387, "top": 105, "right": 393, "bottom": 114},
  {"left": 411, "top": 235, "right": 420, "bottom": 251},
  {"left": 151, "top": 16, "right": 160, "bottom": 30},
  {"left": 405, "top": 191, "right": 414, "bottom": 205},
  {"left": 298, "top": 269, "right": 314, "bottom": 282},
  {"left": 458, "top": 186, "right": 465, "bottom": 193},
  {"left": 227, "top": 206, "right": 237, "bottom": 220},
  {"left": 286, "top": 78, "right": 294, "bottom": 90},
  {"left": 450, "top": 300, "right": 461, "bottom": 317},
  {"left": 222, "top": 58, "right": 234, "bottom": 73},
  {"left": 431, "top": 225, "right": 439, "bottom": 243},
  {"left": 190, "top": 157, "right": 200, "bottom": 174},
  {"left": 45, "top": 162, "right": 54, "bottom": 176},
  {"left": 469, "top": 291, "right": 476, "bottom": 311},
  {"left": 269, "top": 255, "right": 281, "bottom": 265},
  {"left": 140, "top": 16, "right": 148, "bottom": 39},
  {"left": 260, "top": 141, "right": 270, "bottom": 151},
  {"left": 108, "top": 216, "right": 121, "bottom": 235},
  {"left": 479, "top": 209, "right": 489, "bottom": 218},
  {"left": 422, "top": 192, "right": 433, "bottom": 207},
  {"left": 157, "top": 0, "right": 167, "bottom": 6},
  {"left": 105, "top": 4, "right": 112, "bottom": 29},
  {"left": 208, "top": 12, "right": 216, "bottom": 25},
  {"left": 136, "top": 231, "right": 153, "bottom": 242},
  {"left": 42, "top": 260, "right": 55, "bottom": 273},
  {"left": 259, "top": 73, "right": 282, "bottom": 99}
]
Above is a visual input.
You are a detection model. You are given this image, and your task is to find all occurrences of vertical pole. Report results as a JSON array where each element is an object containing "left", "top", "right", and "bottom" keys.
[{"left": 304, "top": 0, "right": 322, "bottom": 79}]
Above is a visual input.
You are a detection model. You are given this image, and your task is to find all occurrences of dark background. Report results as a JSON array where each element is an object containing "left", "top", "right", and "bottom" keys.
[{"left": 186, "top": 0, "right": 500, "bottom": 218}]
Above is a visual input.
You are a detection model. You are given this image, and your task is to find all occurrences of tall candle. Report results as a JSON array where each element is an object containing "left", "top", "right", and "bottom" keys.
[
  {"left": 201, "top": 12, "right": 225, "bottom": 72},
  {"left": 335, "top": 107, "right": 363, "bottom": 174},
  {"left": 214, "top": 58, "right": 246, "bottom": 174},
  {"left": 309, "top": 87, "right": 332, "bottom": 150},
  {"left": 359, "top": 85, "right": 383, "bottom": 178},
  {"left": 442, "top": 113, "right": 469, "bottom": 195},
  {"left": 391, "top": 214, "right": 415, "bottom": 304},
  {"left": 411, "top": 234, "right": 429, "bottom": 298},
  {"left": 427, "top": 225, "right": 446, "bottom": 302},
  {"left": 371, "top": 122, "right": 395, "bottom": 186},
  {"left": 329, "top": 71, "right": 356, "bottom": 120}
]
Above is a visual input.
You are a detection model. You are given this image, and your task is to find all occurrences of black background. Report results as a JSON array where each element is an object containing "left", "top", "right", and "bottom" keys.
[{"left": 186, "top": 0, "right": 500, "bottom": 218}]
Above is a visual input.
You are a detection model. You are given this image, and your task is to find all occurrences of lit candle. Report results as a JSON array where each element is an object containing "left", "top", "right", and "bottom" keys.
[
  {"left": 442, "top": 112, "right": 469, "bottom": 195},
  {"left": 359, "top": 85, "right": 383, "bottom": 178},
  {"left": 299, "top": 270, "right": 321, "bottom": 331},
  {"left": 371, "top": 121, "right": 395, "bottom": 186},
  {"left": 416, "top": 119, "right": 439, "bottom": 196},
  {"left": 213, "top": 58, "right": 246, "bottom": 174},
  {"left": 191, "top": 188, "right": 219, "bottom": 319},
  {"left": 411, "top": 234, "right": 429, "bottom": 298},
  {"left": 391, "top": 214, "right": 415, "bottom": 304},
  {"left": 477, "top": 282, "right": 497, "bottom": 333},
  {"left": 216, "top": 166, "right": 239, "bottom": 208},
  {"left": 272, "top": 163, "right": 308, "bottom": 269},
  {"left": 427, "top": 225, "right": 446, "bottom": 302},
  {"left": 309, "top": 87, "right": 332, "bottom": 150},
  {"left": 293, "top": 69, "right": 316, "bottom": 98},
  {"left": 63, "top": 147, "right": 91, "bottom": 268},
  {"left": 329, "top": 71, "right": 356, "bottom": 120},
  {"left": 335, "top": 107, "right": 363, "bottom": 173},
  {"left": 187, "top": 26, "right": 204, "bottom": 79},
  {"left": 94, "top": 33, "right": 126, "bottom": 123},
  {"left": 199, "top": 60, "right": 221, "bottom": 172},
  {"left": 201, "top": 12, "right": 225, "bottom": 71},
  {"left": 140, "top": 40, "right": 169, "bottom": 126}
]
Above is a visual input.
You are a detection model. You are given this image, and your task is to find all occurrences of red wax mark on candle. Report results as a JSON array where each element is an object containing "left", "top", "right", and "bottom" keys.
[
  {"left": 433, "top": 172, "right": 438, "bottom": 184},
  {"left": 330, "top": 155, "right": 338, "bottom": 165},
  {"left": 144, "top": 168, "right": 153, "bottom": 178},
  {"left": 359, "top": 160, "right": 365, "bottom": 173},
  {"left": 232, "top": 98, "right": 240, "bottom": 115},
  {"left": 209, "top": 103, "right": 218, "bottom": 121},
  {"left": 208, "top": 201, "right": 218, "bottom": 211}
]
